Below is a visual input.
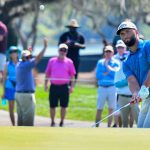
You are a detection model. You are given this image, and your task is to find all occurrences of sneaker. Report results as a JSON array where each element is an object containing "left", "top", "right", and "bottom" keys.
[
  {"left": 51, "top": 122, "right": 55, "bottom": 127},
  {"left": 112, "top": 124, "right": 117, "bottom": 128},
  {"left": 59, "top": 121, "right": 64, "bottom": 127},
  {"left": 95, "top": 123, "right": 99, "bottom": 127}
]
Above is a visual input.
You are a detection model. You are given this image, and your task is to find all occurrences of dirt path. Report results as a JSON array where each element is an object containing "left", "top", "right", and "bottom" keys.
[{"left": 0, "top": 110, "right": 107, "bottom": 128}]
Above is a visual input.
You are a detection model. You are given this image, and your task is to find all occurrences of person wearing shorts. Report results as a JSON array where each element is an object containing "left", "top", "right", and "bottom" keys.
[
  {"left": 95, "top": 45, "right": 119, "bottom": 127},
  {"left": 45, "top": 43, "right": 76, "bottom": 127}
]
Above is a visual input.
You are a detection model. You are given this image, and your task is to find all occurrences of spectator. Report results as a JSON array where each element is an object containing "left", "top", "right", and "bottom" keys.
[
  {"left": 95, "top": 45, "right": 119, "bottom": 127},
  {"left": 15, "top": 38, "right": 48, "bottom": 126},
  {"left": 113, "top": 40, "right": 139, "bottom": 127},
  {"left": 117, "top": 20, "right": 150, "bottom": 128},
  {"left": 0, "top": 21, "right": 8, "bottom": 82},
  {"left": 2, "top": 46, "right": 20, "bottom": 126},
  {"left": 44, "top": 43, "right": 76, "bottom": 127},
  {"left": 58, "top": 19, "right": 85, "bottom": 80}
]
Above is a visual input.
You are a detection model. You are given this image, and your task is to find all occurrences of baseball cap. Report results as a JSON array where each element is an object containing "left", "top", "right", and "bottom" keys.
[
  {"left": 116, "top": 21, "right": 137, "bottom": 35},
  {"left": 116, "top": 40, "right": 126, "bottom": 48},
  {"left": 59, "top": 43, "right": 68, "bottom": 50},
  {"left": 21, "top": 50, "right": 31, "bottom": 57},
  {"left": 104, "top": 45, "right": 114, "bottom": 52}
]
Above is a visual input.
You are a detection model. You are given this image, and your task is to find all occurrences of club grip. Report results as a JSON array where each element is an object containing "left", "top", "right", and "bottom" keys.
[{"left": 130, "top": 98, "right": 142, "bottom": 104}]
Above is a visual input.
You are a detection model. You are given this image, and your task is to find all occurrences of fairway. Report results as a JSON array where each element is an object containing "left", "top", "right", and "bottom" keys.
[{"left": 0, "top": 127, "right": 150, "bottom": 150}]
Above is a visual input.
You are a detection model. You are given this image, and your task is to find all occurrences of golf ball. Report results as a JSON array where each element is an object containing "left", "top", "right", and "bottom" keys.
[{"left": 39, "top": 5, "right": 45, "bottom": 10}]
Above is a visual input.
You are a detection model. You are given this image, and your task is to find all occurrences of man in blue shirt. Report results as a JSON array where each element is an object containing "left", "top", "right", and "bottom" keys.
[
  {"left": 117, "top": 20, "right": 150, "bottom": 128},
  {"left": 15, "top": 38, "right": 48, "bottom": 126},
  {"left": 95, "top": 45, "right": 119, "bottom": 127},
  {"left": 114, "top": 40, "right": 139, "bottom": 127}
]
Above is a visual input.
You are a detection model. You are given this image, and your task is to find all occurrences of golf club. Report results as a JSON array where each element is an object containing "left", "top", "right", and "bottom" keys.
[{"left": 91, "top": 99, "right": 141, "bottom": 127}]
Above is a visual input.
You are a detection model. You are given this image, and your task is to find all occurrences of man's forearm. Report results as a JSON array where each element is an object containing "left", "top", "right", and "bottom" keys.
[
  {"left": 143, "top": 69, "right": 150, "bottom": 87},
  {"left": 128, "top": 75, "right": 140, "bottom": 94}
]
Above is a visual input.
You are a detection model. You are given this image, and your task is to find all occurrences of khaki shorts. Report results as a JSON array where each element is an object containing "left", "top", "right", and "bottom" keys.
[{"left": 97, "top": 86, "right": 117, "bottom": 110}]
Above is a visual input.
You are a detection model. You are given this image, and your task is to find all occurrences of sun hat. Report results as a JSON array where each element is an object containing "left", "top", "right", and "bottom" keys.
[
  {"left": 8, "top": 46, "right": 20, "bottom": 53},
  {"left": 66, "top": 19, "right": 80, "bottom": 28},
  {"left": 115, "top": 40, "right": 126, "bottom": 48},
  {"left": 116, "top": 21, "right": 137, "bottom": 35}
]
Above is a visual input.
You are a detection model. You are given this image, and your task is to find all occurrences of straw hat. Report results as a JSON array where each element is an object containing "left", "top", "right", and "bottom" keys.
[{"left": 66, "top": 19, "right": 80, "bottom": 28}]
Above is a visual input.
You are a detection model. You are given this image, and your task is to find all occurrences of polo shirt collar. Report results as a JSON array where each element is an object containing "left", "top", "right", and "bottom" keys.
[{"left": 129, "top": 39, "right": 144, "bottom": 55}]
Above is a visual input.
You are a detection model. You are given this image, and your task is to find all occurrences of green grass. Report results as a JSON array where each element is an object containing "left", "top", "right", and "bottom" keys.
[
  {"left": 0, "top": 84, "right": 109, "bottom": 122},
  {"left": 0, "top": 127, "right": 150, "bottom": 150}
]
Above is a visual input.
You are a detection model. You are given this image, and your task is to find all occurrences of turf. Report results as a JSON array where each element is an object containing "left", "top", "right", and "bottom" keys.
[{"left": 0, "top": 127, "right": 150, "bottom": 150}]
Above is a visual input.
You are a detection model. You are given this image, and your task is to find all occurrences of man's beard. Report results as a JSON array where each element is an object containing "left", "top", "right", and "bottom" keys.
[{"left": 124, "top": 35, "right": 136, "bottom": 47}]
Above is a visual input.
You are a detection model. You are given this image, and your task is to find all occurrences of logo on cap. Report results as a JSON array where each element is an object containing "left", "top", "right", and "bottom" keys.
[{"left": 117, "top": 21, "right": 137, "bottom": 35}]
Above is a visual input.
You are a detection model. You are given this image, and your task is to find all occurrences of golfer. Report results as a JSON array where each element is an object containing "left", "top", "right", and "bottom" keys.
[{"left": 117, "top": 19, "right": 150, "bottom": 128}]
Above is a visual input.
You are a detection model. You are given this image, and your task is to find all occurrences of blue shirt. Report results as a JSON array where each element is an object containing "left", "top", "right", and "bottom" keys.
[
  {"left": 5, "top": 61, "right": 16, "bottom": 89},
  {"left": 123, "top": 40, "right": 150, "bottom": 87},
  {"left": 96, "top": 58, "right": 119, "bottom": 86},
  {"left": 16, "top": 58, "right": 36, "bottom": 92}
]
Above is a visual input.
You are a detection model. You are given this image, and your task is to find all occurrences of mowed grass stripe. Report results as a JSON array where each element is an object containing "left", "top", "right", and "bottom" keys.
[{"left": 0, "top": 127, "right": 150, "bottom": 150}]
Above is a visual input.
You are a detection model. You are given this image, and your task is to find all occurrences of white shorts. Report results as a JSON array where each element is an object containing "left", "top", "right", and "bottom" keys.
[
  {"left": 0, "top": 53, "right": 6, "bottom": 71},
  {"left": 96, "top": 86, "right": 117, "bottom": 110}
]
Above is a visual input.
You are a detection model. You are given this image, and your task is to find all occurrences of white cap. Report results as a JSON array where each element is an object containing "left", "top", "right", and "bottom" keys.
[
  {"left": 104, "top": 45, "right": 114, "bottom": 52},
  {"left": 117, "top": 21, "right": 137, "bottom": 35},
  {"left": 116, "top": 40, "right": 126, "bottom": 48},
  {"left": 22, "top": 50, "right": 31, "bottom": 57},
  {"left": 59, "top": 43, "right": 68, "bottom": 50}
]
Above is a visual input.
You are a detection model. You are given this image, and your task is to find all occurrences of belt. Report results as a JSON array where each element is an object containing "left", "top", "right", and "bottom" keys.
[
  {"left": 100, "top": 85, "right": 114, "bottom": 88},
  {"left": 119, "top": 94, "right": 132, "bottom": 98},
  {"left": 17, "top": 91, "right": 34, "bottom": 93}
]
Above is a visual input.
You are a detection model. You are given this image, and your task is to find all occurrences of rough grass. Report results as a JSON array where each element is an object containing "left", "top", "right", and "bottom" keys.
[{"left": 0, "top": 84, "right": 109, "bottom": 122}]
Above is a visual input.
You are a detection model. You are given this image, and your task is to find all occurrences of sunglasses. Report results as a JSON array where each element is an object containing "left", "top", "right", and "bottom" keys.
[
  {"left": 105, "top": 50, "right": 112, "bottom": 53},
  {"left": 10, "top": 50, "right": 18, "bottom": 54},
  {"left": 59, "top": 48, "right": 67, "bottom": 52}
]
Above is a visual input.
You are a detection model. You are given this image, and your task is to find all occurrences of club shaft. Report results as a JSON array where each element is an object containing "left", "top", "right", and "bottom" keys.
[{"left": 92, "top": 103, "right": 130, "bottom": 127}]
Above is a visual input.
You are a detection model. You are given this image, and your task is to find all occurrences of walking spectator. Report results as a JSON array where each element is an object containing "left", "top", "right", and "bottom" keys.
[
  {"left": 114, "top": 40, "right": 139, "bottom": 127},
  {"left": 117, "top": 20, "right": 150, "bottom": 128},
  {"left": 95, "top": 45, "right": 119, "bottom": 127},
  {"left": 2, "top": 46, "right": 20, "bottom": 126},
  {"left": 0, "top": 21, "right": 8, "bottom": 82},
  {"left": 44, "top": 43, "right": 76, "bottom": 127},
  {"left": 15, "top": 38, "right": 48, "bottom": 126},
  {"left": 58, "top": 19, "right": 85, "bottom": 80}
]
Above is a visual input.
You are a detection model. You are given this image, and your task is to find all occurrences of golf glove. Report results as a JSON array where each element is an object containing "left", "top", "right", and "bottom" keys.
[{"left": 138, "top": 85, "right": 149, "bottom": 100}]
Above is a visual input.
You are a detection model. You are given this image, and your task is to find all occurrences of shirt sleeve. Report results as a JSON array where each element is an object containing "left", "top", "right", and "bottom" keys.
[
  {"left": 45, "top": 59, "right": 51, "bottom": 77},
  {"left": 123, "top": 61, "right": 133, "bottom": 79},
  {"left": 69, "top": 61, "right": 76, "bottom": 76},
  {"left": 79, "top": 35, "right": 85, "bottom": 45},
  {"left": 95, "top": 61, "right": 103, "bottom": 79},
  {"left": 58, "top": 33, "right": 67, "bottom": 45},
  {"left": 144, "top": 41, "right": 150, "bottom": 63}
]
